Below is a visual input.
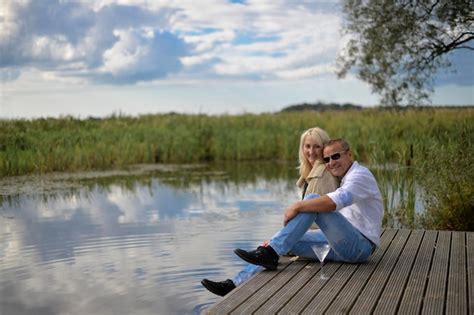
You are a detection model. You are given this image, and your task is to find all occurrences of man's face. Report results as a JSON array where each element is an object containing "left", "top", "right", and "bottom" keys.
[{"left": 323, "top": 143, "right": 353, "bottom": 177}]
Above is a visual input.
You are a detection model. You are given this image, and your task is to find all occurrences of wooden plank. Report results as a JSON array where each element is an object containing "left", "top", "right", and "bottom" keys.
[
  {"left": 229, "top": 259, "right": 308, "bottom": 314},
  {"left": 295, "top": 229, "right": 395, "bottom": 315},
  {"left": 421, "top": 231, "right": 451, "bottom": 315},
  {"left": 207, "top": 258, "right": 293, "bottom": 315},
  {"left": 397, "top": 230, "right": 437, "bottom": 314},
  {"left": 322, "top": 229, "right": 406, "bottom": 314},
  {"left": 373, "top": 229, "right": 424, "bottom": 314},
  {"left": 253, "top": 260, "right": 336, "bottom": 315},
  {"left": 467, "top": 233, "right": 474, "bottom": 315},
  {"left": 348, "top": 229, "right": 412, "bottom": 314},
  {"left": 446, "top": 232, "right": 467, "bottom": 314},
  {"left": 207, "top": 230, "right": 474, "bottom": 315},
  {"left": 298, "top": 263, "right": 356, "bottom": 314}
]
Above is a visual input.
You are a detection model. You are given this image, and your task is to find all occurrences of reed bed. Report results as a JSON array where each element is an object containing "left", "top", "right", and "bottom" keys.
[
  {"left": 1, "top": 108, "right": 473, "bottom": 230},
  {"left": 1, "top": 108, "right": 470, "bottom": 175}
]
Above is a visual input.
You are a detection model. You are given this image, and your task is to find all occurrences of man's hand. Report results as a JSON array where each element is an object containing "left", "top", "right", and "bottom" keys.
[
  {"left": 284, "top": 202, "right": 301, "bottom": 226},
  {"left": 283, "top": 196, "right": 336, "bottom": 225}
]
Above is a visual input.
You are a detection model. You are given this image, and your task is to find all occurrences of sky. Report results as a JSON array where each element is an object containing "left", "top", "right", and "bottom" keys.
[{"left": 1, "top": 0, "right": 473, "bottom": 119}]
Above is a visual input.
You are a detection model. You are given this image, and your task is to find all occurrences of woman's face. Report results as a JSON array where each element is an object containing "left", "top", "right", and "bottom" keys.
[{"left": 303, "top": 135, "right": 323, "bottom": 166}]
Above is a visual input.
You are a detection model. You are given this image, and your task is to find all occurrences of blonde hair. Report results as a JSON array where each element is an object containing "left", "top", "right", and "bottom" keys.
[{"left": 297, "top": 127, "right": 330, "bottom": 187}]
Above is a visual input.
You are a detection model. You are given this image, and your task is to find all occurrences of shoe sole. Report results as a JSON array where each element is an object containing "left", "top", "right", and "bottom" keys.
[{"left": 234, "top": 249, "right": 277, "bottom": 271}]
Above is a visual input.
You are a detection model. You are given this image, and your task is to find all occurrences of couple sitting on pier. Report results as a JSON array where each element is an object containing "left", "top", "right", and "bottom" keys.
[{"left": 201, "top": 128, "right": 383, "bottom": 297}]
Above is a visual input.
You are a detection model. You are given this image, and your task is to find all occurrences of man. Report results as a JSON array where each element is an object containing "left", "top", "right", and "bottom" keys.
[{"left": 201, "top": 139, "right": 383, "bottom": 296}]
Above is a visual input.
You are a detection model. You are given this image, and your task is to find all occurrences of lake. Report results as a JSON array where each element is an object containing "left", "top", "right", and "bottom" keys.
[
  {"left": 0, "top": 162, "right": 308, "bottom": 315},
  {"left": 0, "top": 161, "right": 423, "bottom": 314}
]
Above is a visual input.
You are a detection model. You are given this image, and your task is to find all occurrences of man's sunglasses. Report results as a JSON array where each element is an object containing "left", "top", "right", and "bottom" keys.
[{"left": 323, "top": 150, "right": 347, "bottom": 164}]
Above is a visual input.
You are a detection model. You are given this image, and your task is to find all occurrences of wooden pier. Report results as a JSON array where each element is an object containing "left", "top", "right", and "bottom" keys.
[{"left": 207, "top": 229, "right": 473, "bottom": 314}]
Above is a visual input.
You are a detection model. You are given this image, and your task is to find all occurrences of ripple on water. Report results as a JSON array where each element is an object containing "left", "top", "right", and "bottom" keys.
[{"left": 0, "top": 166, "right": 297, "bottom": 314}]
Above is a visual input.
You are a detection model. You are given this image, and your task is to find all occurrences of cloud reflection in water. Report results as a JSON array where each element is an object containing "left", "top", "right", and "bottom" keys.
[{"left": 0, "top": 171, "right": 299, "bottom": 314}]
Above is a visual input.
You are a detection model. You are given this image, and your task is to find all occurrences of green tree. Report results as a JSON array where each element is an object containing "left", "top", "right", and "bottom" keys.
[{"left": 337, "top": 0, "right": 474, "bottom": 105}]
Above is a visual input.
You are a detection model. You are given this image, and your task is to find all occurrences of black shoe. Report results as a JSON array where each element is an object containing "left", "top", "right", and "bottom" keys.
[
  {"left": 234, "top": 246, "right": 279, "bottom": 271},
  {"left": 201, "top": 279, "right": 236, "bottom": 297}
]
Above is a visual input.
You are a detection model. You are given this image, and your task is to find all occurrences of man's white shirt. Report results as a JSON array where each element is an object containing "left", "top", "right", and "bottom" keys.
[{"left": 326, "top": 161, "right": 383, "bottom": 246}]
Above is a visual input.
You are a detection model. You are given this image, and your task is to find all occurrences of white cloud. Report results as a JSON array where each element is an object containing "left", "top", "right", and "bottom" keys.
[
  {"left": 182, "top": 29, "right": 236, "bottom": 53},
  {"left": 180, "top": 53, "right": 216, "bottom": 67},
  {"left": 1, "top": 0, "right": 471, "bottom": 119},
  {"left": 276, "top": 64, "right": 336, "bottom": 80},
  {"left": 0, "top": 0, "right": 343, "bottom": 83},
  {"left": 168, "top": 2, "right": 343, "bottom": 80},
  {"left": 0, "top": 0, "right": 185, "bottom": 83},
  {"left": 31, "top": 35, "right": 76, "bottom": 61},
  {"left": 100, "top": 29, "right": 153, "bottom": 75}
]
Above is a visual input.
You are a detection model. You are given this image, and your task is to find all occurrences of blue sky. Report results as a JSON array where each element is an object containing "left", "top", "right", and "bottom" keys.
[{"left": 1, "top": 0, "right": 472, "bottom": 119}]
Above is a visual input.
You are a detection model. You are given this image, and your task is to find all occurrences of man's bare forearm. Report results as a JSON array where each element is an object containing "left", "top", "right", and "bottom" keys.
[
  {"left": 284, "top": 195, "right": 337, "bottom": 225},
  {"left": 296, "top": 195, "right": 336, "bottom": 213}
]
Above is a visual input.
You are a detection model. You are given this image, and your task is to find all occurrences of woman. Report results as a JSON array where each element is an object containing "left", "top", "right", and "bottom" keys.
[
  {"left": 296, "top": 127, "right": 339, "bottom": 199},
  {"left": 201, "top": 127, "right": 339, "bottom": 296},
  {"left": 258, "top": 127, "right": 339, "bottom": 242}
]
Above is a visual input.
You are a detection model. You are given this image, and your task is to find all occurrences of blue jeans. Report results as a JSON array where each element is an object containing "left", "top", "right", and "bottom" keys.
[{"left": 233, "top": 193, "right": 374, "bottom": 285}]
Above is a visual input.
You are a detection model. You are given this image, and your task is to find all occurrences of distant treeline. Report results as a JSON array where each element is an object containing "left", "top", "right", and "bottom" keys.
[
  {"left": 281, "top": 102, "right": 362, "bottom": 112},
  {"left": 280, "top": 102, "right": 473, "bottom": 112}
]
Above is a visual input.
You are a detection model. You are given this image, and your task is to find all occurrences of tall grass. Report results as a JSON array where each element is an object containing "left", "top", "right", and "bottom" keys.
[
  {"left": 2, "top": 109, "right": 470, "bottom": 175},
  {"left": 1, "top": 108, "right": 473, "bottom": 230},
  {"left": 415, "top": 125, "right": 473, "bottom": 230}
]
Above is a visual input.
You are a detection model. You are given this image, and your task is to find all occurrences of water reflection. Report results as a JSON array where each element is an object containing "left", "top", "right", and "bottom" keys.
[
  {"left": 0, "top": 161, "right": 423, "bottom": 314},
  {"left": 0, "top": 162, "right": 299, "bottom": 315}
]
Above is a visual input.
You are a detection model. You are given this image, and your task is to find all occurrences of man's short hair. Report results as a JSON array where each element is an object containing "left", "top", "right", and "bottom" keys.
[{"left": 326, "top": 138, "right": 351, "bottom": 151}]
